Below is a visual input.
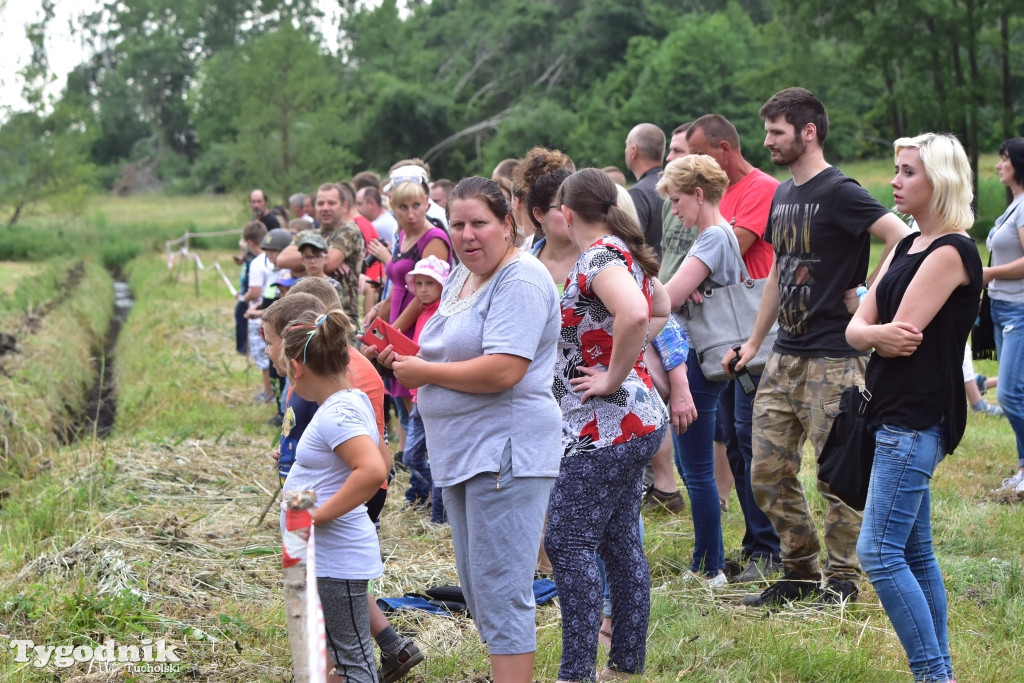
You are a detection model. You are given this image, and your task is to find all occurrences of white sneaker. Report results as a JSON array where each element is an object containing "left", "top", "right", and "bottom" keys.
[
  {"left": 999, "top": 471, "right": 1024, "bottom": 490},
  {"left": 684, "top": 571, "right": 727, "bottom": 588}
]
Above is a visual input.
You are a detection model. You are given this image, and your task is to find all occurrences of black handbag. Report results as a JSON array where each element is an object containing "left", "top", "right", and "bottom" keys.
[
  {"left": 817, "top": 385, "right": 875, "bottom": 511},
  {"left": 972, "top": 286, "right": 996, "bottom": 361}
]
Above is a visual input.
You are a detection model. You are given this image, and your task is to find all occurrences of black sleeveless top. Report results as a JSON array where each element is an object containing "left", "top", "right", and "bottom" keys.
[{"left": 864, "top": 233, "right": 982, "bottom": 452}]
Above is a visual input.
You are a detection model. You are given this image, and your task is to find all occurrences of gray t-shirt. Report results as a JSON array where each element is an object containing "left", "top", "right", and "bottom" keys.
[
  {"left": 372, "top": 211, "right": 398, "bottom": 245},
  {"left": 280, "top": 390, "right": 383, "bottom": 581},
  {"left": 417, "top": 254, "right": 562, "bottom": 487},
  {"left": 685, "top": 223, "right": 744, "bottom": 291},
  {"left": 987, "top": 195, "right": 1024, "bottom": 303}
]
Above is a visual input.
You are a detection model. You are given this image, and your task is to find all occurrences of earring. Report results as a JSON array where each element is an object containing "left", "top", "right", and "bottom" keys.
[{"left": 699, "top": 200, "right": 703, "bottom": 206}]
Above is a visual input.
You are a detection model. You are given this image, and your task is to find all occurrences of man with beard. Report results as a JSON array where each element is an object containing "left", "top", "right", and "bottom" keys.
[
  {"left": 250, "top": 189, "right": 281, "bottom": 230},
  {"left": 725, "top": 87, "right": 910, "bottom": 608}
]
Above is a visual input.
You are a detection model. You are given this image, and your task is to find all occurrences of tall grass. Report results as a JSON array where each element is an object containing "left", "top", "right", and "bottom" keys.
[
  {"left": 0, "top": 260, "right": 113, "bottom": 476},
  {"left": 0, "top": 194, "right": 246, "bottom": 265},
  {"left": 114, "top": 251, "right": 272, "bottom": 439}
]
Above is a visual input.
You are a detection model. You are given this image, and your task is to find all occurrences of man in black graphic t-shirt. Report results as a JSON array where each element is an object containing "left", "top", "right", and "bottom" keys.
[{"left": 727, "top": 88, "right": 910, "bottom": 608}]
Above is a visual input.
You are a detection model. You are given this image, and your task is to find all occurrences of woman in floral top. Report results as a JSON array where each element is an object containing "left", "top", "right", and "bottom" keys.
[{"left": 544, "top": 168, "right": 669, "bottom": 683}]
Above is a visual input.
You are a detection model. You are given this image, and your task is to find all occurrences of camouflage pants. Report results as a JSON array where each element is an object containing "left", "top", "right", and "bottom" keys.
[{"left": 750, "top": 353, "right": 866, "bottom": 583}]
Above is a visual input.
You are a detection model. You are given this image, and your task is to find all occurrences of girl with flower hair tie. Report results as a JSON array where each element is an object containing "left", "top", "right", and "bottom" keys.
[{"left": 278, "top": 308, "right": 388, "bottom": 683}]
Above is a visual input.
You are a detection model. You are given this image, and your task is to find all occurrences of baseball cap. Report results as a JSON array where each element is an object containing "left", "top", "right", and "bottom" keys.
[{"left": 297, "top": 234, "right": 328, "bottom": 253}]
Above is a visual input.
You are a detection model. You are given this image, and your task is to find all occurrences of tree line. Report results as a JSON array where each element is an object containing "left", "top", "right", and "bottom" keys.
[{"left": 0, "top": 0, "right": 1021, "bottom": 227}]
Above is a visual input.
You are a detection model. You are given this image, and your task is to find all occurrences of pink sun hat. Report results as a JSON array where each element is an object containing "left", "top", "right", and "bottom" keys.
[{"left": 405, "top": 255, "right": 451, "bottom": 287}]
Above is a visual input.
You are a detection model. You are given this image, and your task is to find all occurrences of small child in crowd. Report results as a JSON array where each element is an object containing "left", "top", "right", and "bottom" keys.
[
  {"left": 276, "top": 307, "right": 387, "bottom": 682},
  {"left": 297, "top": 234, "right": 342, "bottom": 292},
  {"left": 252, "top": 228, "right": 294, "bottom": 424},
  {"left": 399, "top": 255, "right": 449, "bottom": 522},
  {"left": 240, "top": 220, "right": 275, "bottom": 404},
  {"left": 263, "top": 279, "right": 423, "bottom": 682}
]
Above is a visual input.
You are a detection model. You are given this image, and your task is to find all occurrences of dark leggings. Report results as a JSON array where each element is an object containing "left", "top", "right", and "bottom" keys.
[
  {"left": 544, "top": 426, "right": 665, "bottom": 681},
  {"left": 234, "top": 300, "right": 248, "bottom": 355},
  {"left": 317, "top": 577, "right": 376, "bottom": 683}
]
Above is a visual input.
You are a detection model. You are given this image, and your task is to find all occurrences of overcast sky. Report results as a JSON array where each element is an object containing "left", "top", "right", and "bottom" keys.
[
  {"left": 0, "top": 0, "right": 101, "bottom": 113},
  {"left": 0, "top": 0, "right": 348, "bottom": 116}
]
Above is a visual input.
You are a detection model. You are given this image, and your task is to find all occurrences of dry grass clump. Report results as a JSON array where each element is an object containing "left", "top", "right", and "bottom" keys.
[{"left": 0, "top": 433, "right": 292, "bottom": 681}]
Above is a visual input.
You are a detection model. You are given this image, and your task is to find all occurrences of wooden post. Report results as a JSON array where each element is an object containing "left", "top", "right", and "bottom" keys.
[
  {"left": 193, "top": 246, "right": 200, "bottom": 298},
  {"left": 282, "top": 490, "right": 326, "bottom": 683}
]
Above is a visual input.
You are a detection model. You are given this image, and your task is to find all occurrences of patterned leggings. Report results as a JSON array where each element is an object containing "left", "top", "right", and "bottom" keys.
[{"left": 544, "top": 426, "right": 665, "bottom": 682}]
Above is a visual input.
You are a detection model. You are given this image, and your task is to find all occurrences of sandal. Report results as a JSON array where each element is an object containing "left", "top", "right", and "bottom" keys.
[{"left": 598, "top": 615, "right": 612, "bottom": 648}]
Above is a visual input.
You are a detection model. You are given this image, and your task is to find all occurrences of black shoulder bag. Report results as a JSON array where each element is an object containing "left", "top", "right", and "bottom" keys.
[{"left": 817, "top": 385, "right": 874, "bottom": 511}]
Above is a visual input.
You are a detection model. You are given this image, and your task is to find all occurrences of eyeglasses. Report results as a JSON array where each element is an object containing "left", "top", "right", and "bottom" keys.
[
  {"left": 540, "top": 204, "right": 561, "bottom": 211},
  {"left": 301, "top": 253, "right": 326, "bottom": 261}
]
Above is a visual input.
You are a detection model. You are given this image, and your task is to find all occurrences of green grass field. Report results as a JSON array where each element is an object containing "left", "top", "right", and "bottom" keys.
[{"left": 1, "top": 184, "right": 1022, "bottom": 681}]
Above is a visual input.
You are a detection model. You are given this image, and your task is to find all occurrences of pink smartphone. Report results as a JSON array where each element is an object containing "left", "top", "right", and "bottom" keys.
[{"left": 361, "top": 317, "right": 420, "bottom": 356}]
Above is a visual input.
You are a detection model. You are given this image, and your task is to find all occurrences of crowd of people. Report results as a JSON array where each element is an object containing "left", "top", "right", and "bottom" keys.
[{"left": 226, "top": 86, "right": 1024, "bottom": 683}]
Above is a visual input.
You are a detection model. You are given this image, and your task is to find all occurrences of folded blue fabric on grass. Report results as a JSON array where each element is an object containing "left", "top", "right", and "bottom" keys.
[
  {"left": 375, "top": 595, "right": 454, "bottom": 617},
  {"left": 533, "top": 578, "right": 558, "bottom": 605},
  {"left": 377, "top": 580, "right": 557, "bottom": 618}
]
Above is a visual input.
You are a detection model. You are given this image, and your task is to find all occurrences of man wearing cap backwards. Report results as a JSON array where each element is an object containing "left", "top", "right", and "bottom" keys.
[{"left": 277, "top": 183, "right": 365, "bottom": 324}]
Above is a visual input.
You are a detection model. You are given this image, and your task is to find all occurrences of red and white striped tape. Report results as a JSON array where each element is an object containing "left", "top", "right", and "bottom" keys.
[{"left": 282, "top": 508, "right": 326, "bottom": 681}]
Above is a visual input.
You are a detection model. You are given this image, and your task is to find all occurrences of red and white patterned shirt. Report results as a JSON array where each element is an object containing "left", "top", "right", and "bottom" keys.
[{"left": 554, "top": 236, "right": 667, "bottom": 456}]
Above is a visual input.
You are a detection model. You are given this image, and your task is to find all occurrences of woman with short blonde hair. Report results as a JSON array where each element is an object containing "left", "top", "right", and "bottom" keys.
[
  {"left": 655, "top": 154, "right": 740, "bottom": 587},
  {"left": 847, "top": 133, "right": 982, "bottom": 683}
]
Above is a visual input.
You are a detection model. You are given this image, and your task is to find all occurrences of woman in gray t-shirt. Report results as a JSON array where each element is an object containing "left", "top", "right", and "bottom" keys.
[
  {"left": 657, "top": 155, "right": 744, "bottom": 585},
  {"left": 985, "top": 137, "right": 1024, "bottom": 492},
  {"left": 382, "top": 177, "right": 562, "bottom": 682}
]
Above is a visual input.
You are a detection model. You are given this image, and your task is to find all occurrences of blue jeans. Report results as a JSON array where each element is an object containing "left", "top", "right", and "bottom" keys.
[
  {"left": 719, "top": 377, "right": 781, "bottom": 562},
  {"left": 234, "top": 299, "right": 249, "bottom": 354},
  {"left": 857, "top": 422, "right": 953, "bottom": 683},
  {"left": 403, "top": 405, "right": 432, "bottom": 504},
  {"left": 992, "top": 298, "right": 1024, "bottom": 468},
  {"left": 673, "top": 348, "right": 726, "bottom": 575},
  {"left": 392, "top": 395, "right": 411, "bottom": 442}
]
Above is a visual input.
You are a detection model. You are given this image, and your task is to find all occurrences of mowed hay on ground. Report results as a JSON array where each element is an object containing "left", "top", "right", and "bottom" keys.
[{"left": 1, "top": 249, "right": 1023, "bottom": 681}]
